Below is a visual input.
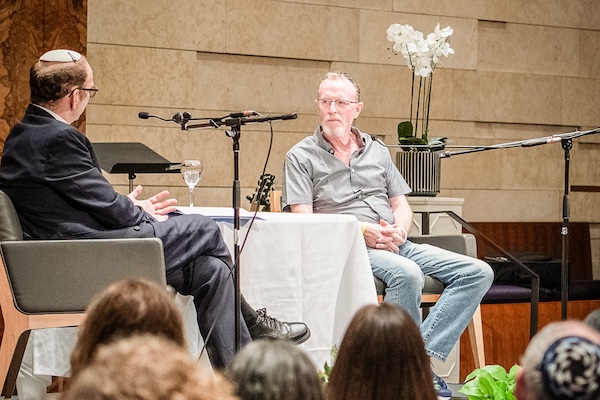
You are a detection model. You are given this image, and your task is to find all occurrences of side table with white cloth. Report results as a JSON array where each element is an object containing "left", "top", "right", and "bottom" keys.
[{"left": 179, "top": 208, "right": 379, "bottom": 368}]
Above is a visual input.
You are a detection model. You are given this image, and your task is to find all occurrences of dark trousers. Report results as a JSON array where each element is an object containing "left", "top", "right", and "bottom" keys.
[{"left": 80, "top": 213, "right": 252, "bottom": 368}]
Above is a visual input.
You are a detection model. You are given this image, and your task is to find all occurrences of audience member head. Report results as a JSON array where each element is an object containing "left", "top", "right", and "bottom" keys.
[
  {"left": 63, "top": 334, "right": 236, "bottom": 400},
  {"left": 327, "top": 303, "right": 436, "bottom": 400},
  {"left": 516, "top": 320, "right": 600, "bottom": 400},
  {"left": 30, "top": 49, "right": 97, "bottom": 123},
  {"left": 70, "top": 279, "right": 186, "bottom": 379},
  {"left": 584, "top": 308, "right": 600, "bottom": 332},
  {"left": 228, "top": 339, "right": 324, "bottom": 400}
]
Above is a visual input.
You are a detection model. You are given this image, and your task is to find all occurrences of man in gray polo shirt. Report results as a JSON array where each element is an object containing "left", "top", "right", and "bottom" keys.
[{"left": 283, "top": 72, "right": 493, "bottom": 399}]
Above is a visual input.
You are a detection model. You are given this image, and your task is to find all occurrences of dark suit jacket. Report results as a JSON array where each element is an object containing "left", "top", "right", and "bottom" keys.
[{"left": 0, "top": 104, "right": 154, "bottom": 239}]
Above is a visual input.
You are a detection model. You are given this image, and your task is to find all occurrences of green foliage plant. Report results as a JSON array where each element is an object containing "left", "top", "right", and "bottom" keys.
[{"left": 459, "top": 364, "right": 521, "bottom": 400}]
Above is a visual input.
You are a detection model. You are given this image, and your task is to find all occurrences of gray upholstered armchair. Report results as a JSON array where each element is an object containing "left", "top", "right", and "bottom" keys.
[{"left": 0, "top": 189, "right": 167, "bottom": 398}]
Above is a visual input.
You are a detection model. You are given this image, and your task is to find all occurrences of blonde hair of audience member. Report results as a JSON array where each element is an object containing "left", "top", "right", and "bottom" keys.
[
  {"left": 62, "top": 334, "right": 237, "bottom": 400},
  {"left": 327, "top": 303, "right": 436, "bottom": 400},
  {"left": 515, "top": 320, "right": 600, "bottom": 400},
  {"left": 229, "top": 339, "right": 324, "bottom": 400},
  {"left": 70, "top": 279, "right": 186, "bottom": 379}
]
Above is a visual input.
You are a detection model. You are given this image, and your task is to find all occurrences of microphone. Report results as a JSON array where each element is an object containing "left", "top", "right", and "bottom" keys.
[
  {"left": 278, "top": 113, "right": 297, "bottom": 121},
  {"left": 228, "top": 110, "right": 260, "bottom": 118},
  {"left": 138, "top": 111, "right": 192, "bottom": 124},
  {"left": 521, "top": 135, "right": 561, "bottom": 147},
  {"left": 172, "top": 112, "right": 192, "bottom": 125}
]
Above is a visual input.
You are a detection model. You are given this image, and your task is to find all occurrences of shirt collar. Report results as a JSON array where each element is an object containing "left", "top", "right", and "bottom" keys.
[
  {"left": 32, "top": 104, "right": 69, "bottom": 124},
  {"left": 314, "top": 126, "right": 369, "bottom": 153}
]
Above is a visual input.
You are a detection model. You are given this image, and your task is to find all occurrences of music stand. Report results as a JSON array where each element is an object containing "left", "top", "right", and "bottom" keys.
[{"left": 93, "top": 142, "right": 180, "bottom": 192}]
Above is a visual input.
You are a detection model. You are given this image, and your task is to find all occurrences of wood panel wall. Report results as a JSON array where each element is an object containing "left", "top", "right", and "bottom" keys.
[
  {"left": 0, "top": 0, "right": 87, "bottom": 352},
  {"left": 470, "top": 222, "right": 593, "bottom": 281},
  {"left": 0, "top": 0, "right": 87, "bottom": 157},
  {"left": 459, "top": 299, "right": 600, "bottom": 381}
]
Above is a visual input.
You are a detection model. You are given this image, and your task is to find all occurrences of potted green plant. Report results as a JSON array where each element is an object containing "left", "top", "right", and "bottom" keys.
[
  {"left": 459, "top": 364, "right": 521, "bottom": 400},
  {"left": 386, "top": 23, "right": 453, "bottom": 196}
]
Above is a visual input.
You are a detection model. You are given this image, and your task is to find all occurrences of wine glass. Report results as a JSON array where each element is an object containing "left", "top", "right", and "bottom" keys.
[{"left": 180, "top": 160, "right": 203, "bottom": 207}]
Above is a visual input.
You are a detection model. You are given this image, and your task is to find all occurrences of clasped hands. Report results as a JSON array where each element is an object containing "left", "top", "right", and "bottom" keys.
[
  {"left": 127, "top": 185, "right": 178, "bottom": 222},
  {"left": 363, "top": 220, "right": 408, "bottom": 253}
]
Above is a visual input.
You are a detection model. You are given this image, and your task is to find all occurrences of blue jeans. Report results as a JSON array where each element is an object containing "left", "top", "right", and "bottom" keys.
[{"left": 368, "top": 240, "right": 493, "bottom": 361}]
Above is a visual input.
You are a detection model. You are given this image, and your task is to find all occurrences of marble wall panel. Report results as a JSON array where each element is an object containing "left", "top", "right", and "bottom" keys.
[
  {"left": 195, "top": 52, "right": 329, "bottom": 115},
  {"left": 88, "top": 44, "right": 198, "bottom": 109},
  {"left": 571, "top": 193, "right": 600, "bottom": 223},
  {"left": 580, "top": 29, "right": 600, "bottom": 79},
  {"left": 88, "top": 0, "right": 227, "bottom": 52},
  {"left": 561, "top": 77, "right": 600, "bottom": 127},
  {"left": 392, "top": 0, "right": 599, "bottom": 31},
  {"left": 226, "top": 0, "right": 359, "bottom": 61},
  {"left": 446, "top": 188, "right": 562, "bottom": 222},
  {"left": 569, "top": 143, "right": 600, "bottom": 185},
  {"left": 439, "top": 141, "right": 564, "bottom": 191},
  {"left": 453, "top": 70, "right": 563, "bottom": 125},
  {"left": 478, "top": 21, "right": 581, "bottom": 77},
  {"left": 275, "top": 0, "right": 391, "bottom": 11},
  {"left": 360, "top": 10, "right": 477, "bottom": 72}
]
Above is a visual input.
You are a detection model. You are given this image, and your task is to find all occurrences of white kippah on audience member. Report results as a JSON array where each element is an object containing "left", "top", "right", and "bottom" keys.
[{"left": 39, "top": 49, "right": 81, "bottom": 62}]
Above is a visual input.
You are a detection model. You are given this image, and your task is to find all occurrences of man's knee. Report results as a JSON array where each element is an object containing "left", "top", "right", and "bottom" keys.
[
  {"left": 194, "top": 255, "right": 232, "bottom": 282},
  {"left": 475, "top": 259, "right": 494, "bottom": 286}
]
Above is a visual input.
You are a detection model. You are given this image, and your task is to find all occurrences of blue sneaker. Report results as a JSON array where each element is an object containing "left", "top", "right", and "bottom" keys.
[{"left": 433, "top": 372, "right": 452, "bottom": 400}]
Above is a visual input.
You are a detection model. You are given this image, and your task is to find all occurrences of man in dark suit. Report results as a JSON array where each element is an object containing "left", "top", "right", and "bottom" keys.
[{"left": 0, "top": 49, "right": 309, "bottom": 371}]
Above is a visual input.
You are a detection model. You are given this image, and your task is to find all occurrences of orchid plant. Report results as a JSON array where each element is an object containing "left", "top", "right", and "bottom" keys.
[{"left": 387, "top": 23, "right": 454, "bottom": 147}]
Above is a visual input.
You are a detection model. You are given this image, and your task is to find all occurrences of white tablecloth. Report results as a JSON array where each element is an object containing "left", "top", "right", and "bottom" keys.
[{"left": 181, "top": 208, "right": 378, "bottom": 367}]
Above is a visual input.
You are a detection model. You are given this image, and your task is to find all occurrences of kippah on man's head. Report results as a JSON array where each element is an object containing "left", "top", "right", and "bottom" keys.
[
  {"left": 39, "top": 49, "right": 82, "bottom": 63},
  {"left": 538, "top": 335, "right": 600, "bottom": 400}
]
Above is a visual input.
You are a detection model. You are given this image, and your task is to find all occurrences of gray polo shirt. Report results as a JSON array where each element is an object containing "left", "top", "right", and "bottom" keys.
[{"left": 283, "top": 127, "right": 411, "bottom": 224}]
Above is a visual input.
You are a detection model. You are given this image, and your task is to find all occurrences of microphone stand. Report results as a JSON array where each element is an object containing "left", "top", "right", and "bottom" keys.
[
  {"left": 436, "top": 127, "right": 600, "bottom": 321},
  {"left": 181, "top": 112, "right": 297, "bottom": 351}
]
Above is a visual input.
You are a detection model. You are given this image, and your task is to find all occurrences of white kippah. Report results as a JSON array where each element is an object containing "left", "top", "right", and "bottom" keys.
[{"left": 39, "top": 49, "right": 82, "bottom": 62}]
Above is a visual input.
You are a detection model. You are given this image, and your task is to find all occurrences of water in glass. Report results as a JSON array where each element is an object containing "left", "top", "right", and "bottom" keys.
[{"left": 180, "top": 160, "right": 203, "bottom": 207}]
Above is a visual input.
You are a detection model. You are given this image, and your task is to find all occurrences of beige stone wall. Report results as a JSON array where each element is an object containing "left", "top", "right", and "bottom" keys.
[{"left": 86, "top": 0, "right": 600, "bottom": 223}]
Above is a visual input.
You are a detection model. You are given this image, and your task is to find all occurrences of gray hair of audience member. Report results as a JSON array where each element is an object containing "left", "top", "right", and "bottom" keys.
[
  {"left": 30, "top": 49, "right": 88, "bottom": 105},
  {"left": 516, "top": 320, "right": 600, "bottom": 400},
  {"left": 63, "top": 334, "right": 237, "bottom": 400},
  {"left": 584, "top": 308, "right": 600, "bottom": 332},
  {"left": 228, "top": 339, "right": 324, "bottom": 400}
]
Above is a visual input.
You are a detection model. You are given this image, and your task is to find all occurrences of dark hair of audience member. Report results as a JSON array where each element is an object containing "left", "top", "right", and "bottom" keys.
[
  {"left": 229, "top": 339, "right": 325, "bottom": 400},
  {"left": 327, "top": 303, "right": 436, "bottom": 400},
  {"left": 69, "top": 279, "right": 186, "bottom": 379},
  {"left": 62, "top": 334, "right": 236, "bottom": 400}
]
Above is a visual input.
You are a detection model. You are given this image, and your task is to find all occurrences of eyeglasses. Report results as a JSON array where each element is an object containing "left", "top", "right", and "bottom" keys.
[
  {"left": 69, "top": 85, "right": 99, "bottom": 99},
  {"left": 316, "top": 98, "right": 358, "bottom": 108}
]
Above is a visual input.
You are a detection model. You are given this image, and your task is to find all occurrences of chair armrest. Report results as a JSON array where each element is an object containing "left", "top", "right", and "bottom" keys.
[{"left": 409, "top": 233, "right": 477, "bottom": 258}]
